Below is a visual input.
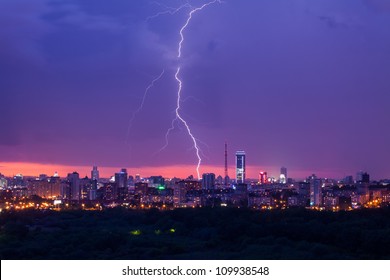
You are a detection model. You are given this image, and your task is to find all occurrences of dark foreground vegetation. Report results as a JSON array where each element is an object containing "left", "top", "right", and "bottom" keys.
[{"left": 1, "top": 207, "right": 390, "bottom": 259}]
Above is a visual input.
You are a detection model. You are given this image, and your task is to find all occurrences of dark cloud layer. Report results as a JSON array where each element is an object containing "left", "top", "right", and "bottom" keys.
[{"left": 1, "top": 0, "right": 390, "bottom": 179}]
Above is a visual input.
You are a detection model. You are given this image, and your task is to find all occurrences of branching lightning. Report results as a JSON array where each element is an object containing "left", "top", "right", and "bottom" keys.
[
  {"left": 145, "top": 0, "right": 221, "bottom": 179},
  {"left": 146, "top": 2, "right": 192, "bottom": 21},
  {"left": 177, "top": 0, "right": 221, "bottom": 58},
  {"left": 158, "top": 117, "right": 177, "bottom": 153},
  {"left": 165, "top": 0, "right": 221, "bottom": 179},
  {"left": 174, "top": 66, "right": 202, "bottom": 178},
  {"left": 126, "top": 69, "right": 165, "bottom": 143}
]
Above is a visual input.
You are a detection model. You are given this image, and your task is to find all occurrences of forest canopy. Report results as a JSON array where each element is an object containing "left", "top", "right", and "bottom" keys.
[{"left": 1, "top": 207, "right": 390, "bottom": 260}]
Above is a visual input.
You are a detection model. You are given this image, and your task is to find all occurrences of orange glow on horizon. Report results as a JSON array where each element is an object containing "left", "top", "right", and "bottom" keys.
[
  {"left": 0, "top": 161, "right": 314, "bottom": 179},
  {"left": 0, "top": 161, "right": 230, "bottom": 179}
]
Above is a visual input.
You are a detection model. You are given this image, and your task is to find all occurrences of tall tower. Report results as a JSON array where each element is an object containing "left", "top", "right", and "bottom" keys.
[
  {"left": 280, "top": 167, "right": 287, "bottom": 184},
  {"left": 91, "top": 166, "right": 99, "bottom": 181},
  {"left": 309, "top": 174, "right": 322, "bottom": 207},
  {"left": 235, "top": 151, "right": 246, "bottom": 184},
  {"left": 224, "top": 142, "right": 229, "bottom": 186},
  {"left": 114, "top": 168, "right": 128, "bottom": 200}
]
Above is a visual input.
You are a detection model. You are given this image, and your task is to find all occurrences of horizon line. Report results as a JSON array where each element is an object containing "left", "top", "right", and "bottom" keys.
[{"left": 0, "top": 161, "right": 382, "bottom": 181}]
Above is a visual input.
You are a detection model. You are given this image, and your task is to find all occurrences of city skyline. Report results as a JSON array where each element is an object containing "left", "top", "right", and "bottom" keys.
[
  {"left": 1, "top": 0, "right": 390, "bottom": 180},
  {"left": 0, "top": 160, "right": 385, "bottom": 213},
  {"left": 0, "top": 161, "right": 379, "bottom": 182}
]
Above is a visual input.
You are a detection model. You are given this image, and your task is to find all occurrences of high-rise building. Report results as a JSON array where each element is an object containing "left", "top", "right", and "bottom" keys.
[
  {"left": 13, "top": 174, "right": 24, "bottom": 187},
  {"left": 356, "top": 171, "right": 370, "bottom": 184},
  {"left": 67, "top": 172, "right": 80, "bottom": 201},
  {"left": 173, "top": 181, "right": 187, "bottom": 207},
  {"left": 309, "top": 174, "right": 322, "bottom": 207},
  {"left": 224, "top": 142, "right": 229, "bottom": 186},
  {"left": 80, "top": 176, "right": 92, "bottom": 200},
  {"left": 298, "top": 181, "right": 310, "bottom": 206},
  {"left": 150, "top": 176, "right": 165, "bottom": 188},
  {"left": 361, "top": 172, "right": 370, "bottom": 183},
  {"left": 0, "top": 174, "right": 7, "bottom": 190},
  {"left": 259, "top": 171, "right": 268, "bottom": 184},
  {"left": 128, "top": 175, "right": 134, "bottom": 186},
  {"left": 91, "top": 166, "right": 99, "bottom": 181},
  {"left": 89, "top": 166, "right": 99, "bottom": 201},
  {"left": 202, "top": 173, "right": 215, "bottom": 190},
  {"left": 89, "top": 179, "right": 97, "bottom": 200},
  {"left": 28, "top": 176, "right": 61, "bottom": 199},
  {"left": 236, "top": 151, "right": 246, "bottom": 184},
  {"left": 114, "top": 168, "right": 128, "bottom": 200},
  {"left": 356, "top": 171, "right": 364, "bottom": 183},
  {"left": 280, "top": 167, "right": 287, "bottom": 184}
]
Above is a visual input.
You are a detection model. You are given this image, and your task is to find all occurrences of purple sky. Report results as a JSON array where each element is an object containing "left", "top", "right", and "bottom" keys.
[{"left": 1, "top": 0, "right": 390, "bottom": 179}]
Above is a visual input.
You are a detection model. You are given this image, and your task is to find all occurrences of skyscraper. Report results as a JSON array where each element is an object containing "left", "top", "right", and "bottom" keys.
[
  {"left": 67, "top": 172, "right": 80, "bottom": 201},
  {"left": 309, "top": 174, "right": 322, "bottom": 207},
  {"left": 91, "top": 166, "right": 99, "bottom": 181},
  {"left": 90, "top": 166, "right": 99, "bottom": 201},
  {"left": 114, "top": 168, "right": 128, "bottom": 200},
  {"left": 202, "top": 173, "right": 215, "bottom": 190},
  {"left": 280, "top": 167, "right": 287, "bottom": 184},
  {"left": 224, "top": 142, "right": 229, "bottom": 186},
  {"left": 235, "top": 151, "right": 246, "bottom": 184},
  {"left": 89, "top": 179, "right": 97, "bottom": 201}
]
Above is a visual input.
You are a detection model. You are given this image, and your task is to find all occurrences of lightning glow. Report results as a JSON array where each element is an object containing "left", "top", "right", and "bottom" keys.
[{"left": 126, "top": 69, "right": 165, "bottom": 143}]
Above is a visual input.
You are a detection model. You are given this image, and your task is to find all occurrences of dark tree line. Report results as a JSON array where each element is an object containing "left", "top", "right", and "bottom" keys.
[{"left": 1, "top": 207, "right": 390, "bottom": 259}]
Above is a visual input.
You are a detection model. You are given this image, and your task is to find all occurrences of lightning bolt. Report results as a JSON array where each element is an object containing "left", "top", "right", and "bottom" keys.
[
  {"left": 160, "top": 0, "right": 221, "bottom": 179},
  {"left": 126, "top": 69, "right": 165, "bottom": 144},
  {"left": 157, "top": 118, "right": 177, "bottom": 154},
  {"left": 144, "top": 0, "right": 221, "bottom": 179},
  {"left": 178, "top": 0, "right": 221, "bottom": 58},
  {"left": 146, "top": 2, "right": 192, "bottom": 21},
  {"left": 174, "top": 67, "right": 202, "bottom": 179}
]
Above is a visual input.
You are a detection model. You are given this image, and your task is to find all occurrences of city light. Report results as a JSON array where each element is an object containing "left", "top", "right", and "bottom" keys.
[
  {"left": 0, "top": 166, "right": 388, "bottom": 213},
  {"left": 130, "top": 230, "right": 142, "bottom": 236}
]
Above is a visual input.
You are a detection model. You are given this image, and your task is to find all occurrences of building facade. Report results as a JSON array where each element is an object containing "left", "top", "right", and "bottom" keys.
[{"left": 236, "top": 151, "right": 246, "bottom": 184}]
